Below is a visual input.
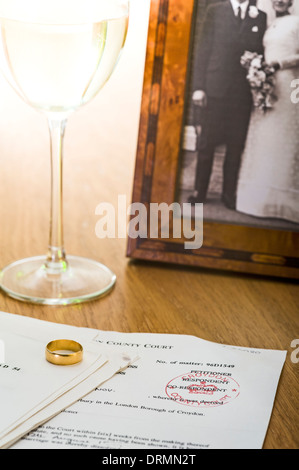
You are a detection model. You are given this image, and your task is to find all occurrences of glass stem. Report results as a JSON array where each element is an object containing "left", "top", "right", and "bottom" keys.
[{"left": 46, "top": 116, "right": 68, "bottom": 273}]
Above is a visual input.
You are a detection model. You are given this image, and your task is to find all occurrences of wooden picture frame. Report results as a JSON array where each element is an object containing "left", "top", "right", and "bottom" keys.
[{"left": 127, "top": 0, "right": 299, "bottom": 279}]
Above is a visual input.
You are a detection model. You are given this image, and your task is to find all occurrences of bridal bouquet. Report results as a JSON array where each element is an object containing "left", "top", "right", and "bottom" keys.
[{"left": 241, "top": 51, "right": 277, "bottom": 112}]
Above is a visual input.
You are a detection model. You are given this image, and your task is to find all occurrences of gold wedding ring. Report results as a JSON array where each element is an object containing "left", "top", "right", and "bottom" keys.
[{"left": 45, "top": 339, "right": 83, "bottom": 366}]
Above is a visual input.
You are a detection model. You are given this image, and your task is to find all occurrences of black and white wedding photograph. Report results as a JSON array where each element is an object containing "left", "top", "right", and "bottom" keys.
[{"left": 179, "top": 0, "right": 299, "bottom": 231}]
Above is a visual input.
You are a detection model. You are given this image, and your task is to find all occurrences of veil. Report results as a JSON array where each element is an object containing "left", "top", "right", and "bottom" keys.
[{"left": 257, "top": 0, "right": 299, "bottom": 24}]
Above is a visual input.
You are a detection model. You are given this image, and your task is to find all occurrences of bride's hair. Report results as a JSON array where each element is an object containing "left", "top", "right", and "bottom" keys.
[
  {"left": 287, "top": 0, "right": 294, "bottom": 11},
  {"left": 271, "top": 0, "right": 293, "bottom": 9},
  {"left": 260, "top": 0, "right": 298, "bottom": 23}
]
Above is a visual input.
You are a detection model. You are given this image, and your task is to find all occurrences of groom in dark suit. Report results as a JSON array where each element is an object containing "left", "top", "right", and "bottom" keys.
[{"left": 188, "top": 0, "right": 267, "bottom": 209}]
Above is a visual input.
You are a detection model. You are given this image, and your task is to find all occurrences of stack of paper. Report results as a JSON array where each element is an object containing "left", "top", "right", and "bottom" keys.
[
  {"left": 0, "top": 311, "right": 287, "bottom": 449},
  {"left": 0, "top": 312, "right": 136, "bottom": 449}
]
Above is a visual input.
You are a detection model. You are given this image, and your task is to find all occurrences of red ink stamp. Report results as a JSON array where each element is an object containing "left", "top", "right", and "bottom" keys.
[{"left": 165, "top": 370, "right": 240, "bottom": 407}]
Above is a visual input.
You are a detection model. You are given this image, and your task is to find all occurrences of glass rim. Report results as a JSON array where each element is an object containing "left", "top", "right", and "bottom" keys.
[{"left": 0, "top": 0, "right": 129, "bottom": 25}]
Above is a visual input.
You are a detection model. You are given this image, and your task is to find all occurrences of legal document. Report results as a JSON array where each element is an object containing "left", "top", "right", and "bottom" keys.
[
  {"left": 0, "top": 312, "right": 136, "bottom": 449},
  {"left": 4, "top": 323, "right": 286, "bottom": 449}
]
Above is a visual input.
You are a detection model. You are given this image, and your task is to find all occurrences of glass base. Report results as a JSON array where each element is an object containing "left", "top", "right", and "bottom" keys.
[{"left": 0, "top": 255, "right": 116, "bottom": 305}]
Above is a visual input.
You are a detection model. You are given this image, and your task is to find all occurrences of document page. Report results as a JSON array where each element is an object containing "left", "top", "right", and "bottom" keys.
[
  {"left": 0, "top": 312, "right": 136, "bottom": 448},
  {"left": 0, "top": 329, "right": 106, "bottom": 436},
  {"left": 12, "top": 330, "right": 286, "bottom": 449}
]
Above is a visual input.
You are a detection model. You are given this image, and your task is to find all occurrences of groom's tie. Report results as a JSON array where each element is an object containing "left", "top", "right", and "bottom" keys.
[{"left": 237, "top": 6, "right": 242, "bottom": 27}]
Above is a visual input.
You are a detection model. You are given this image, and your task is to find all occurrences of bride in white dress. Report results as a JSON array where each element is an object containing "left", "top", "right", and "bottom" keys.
[{"left": 236, "top": 0, "right": 299, "bottom": 224}]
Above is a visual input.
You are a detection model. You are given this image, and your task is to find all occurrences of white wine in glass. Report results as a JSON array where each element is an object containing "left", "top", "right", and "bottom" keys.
[{"left": 0, "top": 0, "right": 129, "bottom": 305}]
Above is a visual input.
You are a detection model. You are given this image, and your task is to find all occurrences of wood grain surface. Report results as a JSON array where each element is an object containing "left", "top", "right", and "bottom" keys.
[{"left": 0, "top": 0, "right": 297, "bottom": 449}]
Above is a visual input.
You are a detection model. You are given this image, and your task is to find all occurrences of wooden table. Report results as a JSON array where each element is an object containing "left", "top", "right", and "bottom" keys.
[{"left": 0, "top": 0, "right": 298, "bottom": 449}]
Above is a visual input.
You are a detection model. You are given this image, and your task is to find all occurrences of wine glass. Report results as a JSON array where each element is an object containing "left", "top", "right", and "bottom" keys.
[{"left": 0, "top": 0, "right": 129, "bottom": 305}]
